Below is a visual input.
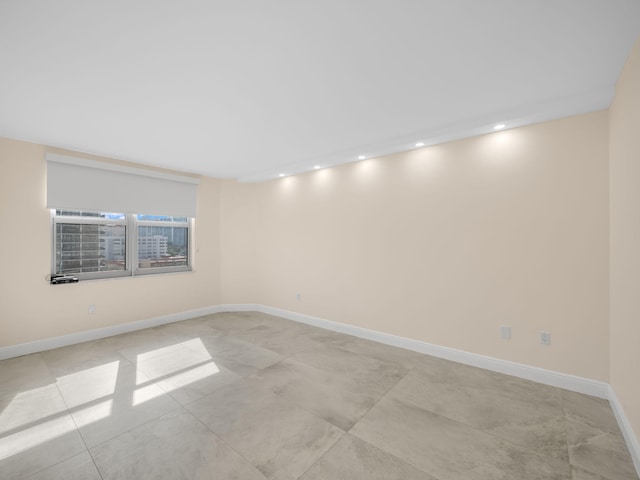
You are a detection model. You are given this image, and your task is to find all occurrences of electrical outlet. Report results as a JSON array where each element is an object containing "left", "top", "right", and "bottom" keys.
[
  {"left": 540, "top": 331, "right": 551, "bottom": 346},
  {"left": 296, "top": 293, "right": 301, "bottom": 301},
  {"left": 500, "top": 326, "right": 511, "bottom": 340},
  {"left": 88, "top": 304, "right": 96, "bottom": 315}
]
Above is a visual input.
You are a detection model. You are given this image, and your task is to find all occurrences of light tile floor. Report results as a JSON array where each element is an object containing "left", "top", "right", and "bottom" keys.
[{"left": 0, "top": 312, "right": 636, "bottom": 479}]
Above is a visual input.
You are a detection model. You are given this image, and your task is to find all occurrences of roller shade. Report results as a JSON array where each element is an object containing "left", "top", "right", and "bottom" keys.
[{"left": 46, "top": 154, "right": 199, "bottom": 218}]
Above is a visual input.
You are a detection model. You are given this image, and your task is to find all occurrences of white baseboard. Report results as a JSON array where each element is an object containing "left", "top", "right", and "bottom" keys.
[
  {"left": 609, "top": 386, "right": 640, "bottom": 477},
  {"left": 0, "top": 302, "right": 608, "bottom": 397},
  {"left": 0, "top": 304, "right": 222, "bottom": 360},
  {"left": 232, "top": 303, "right": 640, "bottom": 475},
  {"left": 243, "top": 304, "right": 609, "bottom": 398},
  {"left": 2, "top": 302, "right": 637, "bottom": 476},
  {"left": 0, "top": 303, "right": 612, "bottom": 399}
]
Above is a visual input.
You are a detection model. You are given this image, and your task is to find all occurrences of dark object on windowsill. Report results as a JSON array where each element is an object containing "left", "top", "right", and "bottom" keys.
[{"left": 50, "top": 274, "right": 79, "bottom": 284}]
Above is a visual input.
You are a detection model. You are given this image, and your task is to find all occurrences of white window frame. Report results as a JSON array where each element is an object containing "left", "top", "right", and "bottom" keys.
[
  {"left": 51, "top": 210, "right": 192, "bottom": 281},
  {"left": 134, "top": 217, "right": 192, "bottom": 276}
]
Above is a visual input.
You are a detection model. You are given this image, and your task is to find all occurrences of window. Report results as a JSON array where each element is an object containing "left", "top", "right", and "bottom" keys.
[
  {"left": 136, "top": 215, "right": 190, "bottom": 273},
  {"left": 52, "top": 210, "right": 192, "bottom": 280},
  {"left": 46, "top": 153, "right": 199, "bottom": 281}
]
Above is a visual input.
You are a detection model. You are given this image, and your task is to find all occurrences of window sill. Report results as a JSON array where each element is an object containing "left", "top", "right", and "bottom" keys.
[{"left": 48, "top": 268, "right": 194, "bottom": 284}]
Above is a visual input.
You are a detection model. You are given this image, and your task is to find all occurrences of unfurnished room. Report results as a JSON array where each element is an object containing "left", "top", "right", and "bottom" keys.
[{"left": 1, "top": 1, "right": 640, "bottom": 479}]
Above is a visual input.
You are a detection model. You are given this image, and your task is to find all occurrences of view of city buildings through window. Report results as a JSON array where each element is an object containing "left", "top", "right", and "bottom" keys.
[{"left": 54, "top": 211, "right": 189, "bottom": 274}]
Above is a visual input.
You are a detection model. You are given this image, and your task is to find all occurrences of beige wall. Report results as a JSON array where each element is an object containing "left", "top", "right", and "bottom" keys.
[
  {"left": 610, "top": 36, "right": 640, "bottom": 444},
  {"left": 0, "top": 137, "right": 221, "bottom": 347},
  {"left": 0, "top": 111, "right": 613, "bottom": 384},
  {"left": 219, "top": 181, "right": 259, "bottom": 303},
  {"left": 220, "top": 111, "right": 610, "bottom": 381}
]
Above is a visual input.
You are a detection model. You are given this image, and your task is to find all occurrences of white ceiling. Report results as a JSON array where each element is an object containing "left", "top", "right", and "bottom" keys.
[{"left": 1, "top": 1, "right": 639, "bottom": 182}]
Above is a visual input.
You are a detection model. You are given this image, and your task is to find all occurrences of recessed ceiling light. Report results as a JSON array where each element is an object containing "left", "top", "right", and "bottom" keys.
[
  {"left": 358, "top": 155, "right": 366, "bottom": 160},
  {"left": 493, "top": 124, "right": 506, "bottom": 130},
  {"left": 279, "top": 173, "right": 286, "bottom": 177},
  {"left": 415, "top": 142, "right": 425, "bottom": 147},
  {"left": 313, "top": 165, "right": 321, "bottom": 170}
]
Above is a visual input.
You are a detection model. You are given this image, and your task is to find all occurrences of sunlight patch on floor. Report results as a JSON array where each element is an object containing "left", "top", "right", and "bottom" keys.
[{"left": 0, "top": 414, "right": 77, "bottom": 461}]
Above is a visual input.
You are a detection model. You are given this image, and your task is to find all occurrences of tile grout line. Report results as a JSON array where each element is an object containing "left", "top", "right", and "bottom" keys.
[
  {"left": 217, "top": 318, "right": 445, "bottom": 479},
  {"left": 558, "top": 390, "right": 573, "bottom": 477},
  {"left": 18, "top": 353, "right": 105, "bottom": 480},
  {"left": 348, "top": 370, "right": 577, "bottom": 478},
  {"left": 179, "top": 316, "right": 305, "bottom": 477},
  {"left": 351, "top": 392, "right": 563, "bottom": 479},
  {"left": 346, "top": 361, "right": 417, "bottom": 434},
  {"left": 44, "top": 346, "right": 184, "bottom": 477},
  {"left": 7, "top": 311, "right": 635, "bottom": 479},
  {"left": 292, "top": 430, "right": 348, "bottom": 480},
  {"left": 428, "top": 392, "right": 570, "bottom": 458},
  {"left": 560, "top": 391, "right": 638, "bottom": 480},
  {"left": 51, "top": 371, "right": 105, "bottom": 480},
  {"left": 81, "top": 394, "right": 184, "bottom": 451},
  {"left": 181, "top": 321, "right": 351, "bottom": 479},
  {"left": 179, "top": 403, "right": 270, "bottom": 479},
  {"left": 343, "top": 364, "right": 451, "bottom": 480}
]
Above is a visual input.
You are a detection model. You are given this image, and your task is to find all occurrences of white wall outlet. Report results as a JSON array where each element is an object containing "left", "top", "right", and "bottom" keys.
[
  {"left": 88, "top": 304, "right": 96, "bottom": 315},
  {"left": 540, "top": 331, "right": 551, "bottom": 346},
  {"left": 296, "top": 293, "right": 301, "bottom": 301},
  {"left": 500, "top": 326, "right": 511, "bottom": 340}
]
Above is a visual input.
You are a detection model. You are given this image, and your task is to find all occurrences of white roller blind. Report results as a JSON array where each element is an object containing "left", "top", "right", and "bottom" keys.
[{"left": 46, "top": 154, "right": 199, "bottom": 217}]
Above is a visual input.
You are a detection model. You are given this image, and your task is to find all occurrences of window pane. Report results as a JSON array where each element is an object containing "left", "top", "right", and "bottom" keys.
[
  {"left": 136, "top": 214, "right": 188, "bottom": 223},
  {"left": 55, "top": 223, "right": 126, "bottom": 274},
  {"left": 137, "top": 225, "right": 188, "bottom": 269},
  {"left": 56, "top": 210, "right": 125, "bottom": 220}
]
